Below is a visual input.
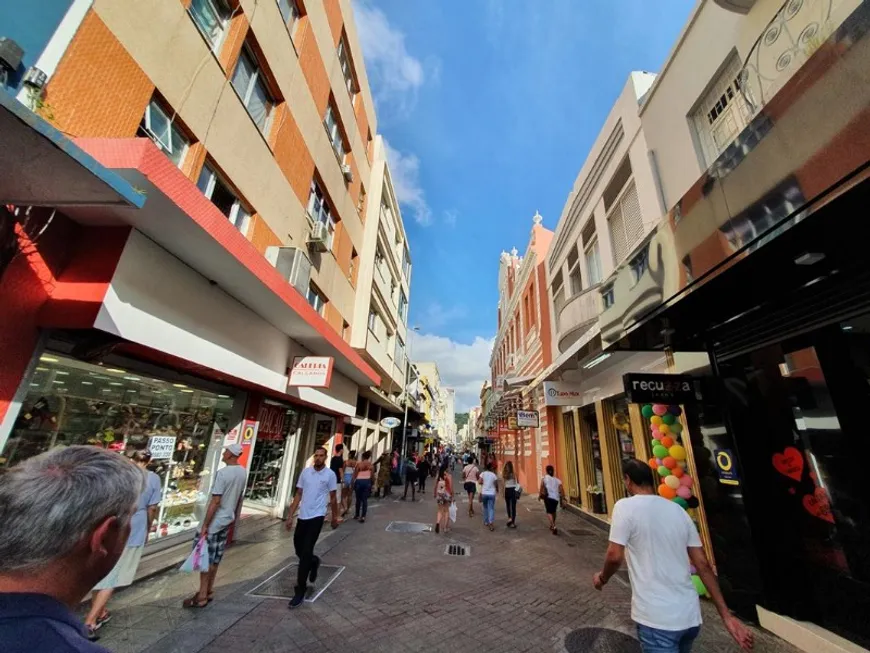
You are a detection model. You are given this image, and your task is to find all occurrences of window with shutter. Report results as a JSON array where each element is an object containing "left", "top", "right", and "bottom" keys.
[{"left": 607, "top": 181, "right": 642, "bottom": 266}]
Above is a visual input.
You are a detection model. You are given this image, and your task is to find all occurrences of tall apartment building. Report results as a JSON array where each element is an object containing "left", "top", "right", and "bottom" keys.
[
  {"left": 483, "top": 212, "right": 556, "bottom": 489},
  {"left": 0, "top": 0, "right": 410, "bottom": 544}
]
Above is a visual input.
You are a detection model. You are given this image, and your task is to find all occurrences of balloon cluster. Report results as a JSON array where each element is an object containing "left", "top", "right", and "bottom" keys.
[{"left": 643, "top": 403, "right": 706, "bottom": 596}]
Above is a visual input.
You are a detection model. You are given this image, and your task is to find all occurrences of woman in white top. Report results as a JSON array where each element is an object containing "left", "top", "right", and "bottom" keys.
[
  {"left": 462, "top": 459, "right": 480, "bottom": 517},
  {"left": 479, "top": 462, "right": 499, "bottom": 531},
  {"left": 539, "top": 465, "right": 565, "bottom": 535},
  {"left": 501, "top": 461, "right": 519, "bottom": 529}
]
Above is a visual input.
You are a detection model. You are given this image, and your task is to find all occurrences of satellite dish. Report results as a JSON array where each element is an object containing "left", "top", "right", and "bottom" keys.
[{"left": 380, "top": 417, "right": 401, "bottom": 429}]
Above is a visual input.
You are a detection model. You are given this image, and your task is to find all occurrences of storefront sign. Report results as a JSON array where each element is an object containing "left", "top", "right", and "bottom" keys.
[
  {"left": 380, "top": 417, "right": 401, "bottom": 429},
  {"left": 288, "top": 356, "right": 334, "bottom": 388},
  {"left": 517, "top": 410, "right": 539, "bottom": 427},
  {"left": 258, "top": 403, "right": 286, "bottom": 441},
  {"left": 623, "top": 373, "right": 700, "bottom": 404},
  {"left": 714, "top": 449, "right": 740, "bottom": 486},
  {"left": 148, "top": 435, "right": 176, "bottom": 460},
  {"left": 543, "top": 382, "right": 584, "bottom": 406},
  {"left": 507, "top": 415, "right": 518, "bottom": 429},
  {"left": 238, "top": 419, "right": 258, "bottom": 470}
]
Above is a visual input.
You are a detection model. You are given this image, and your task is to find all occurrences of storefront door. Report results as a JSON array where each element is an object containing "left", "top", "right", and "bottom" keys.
[
  {"left": 562, "top": 410, "right": 581, "bottom": 505},
  {"left": 580, "top": 405, "right": 607, "bottom": 515},
  {"left": 718, "top": 321, "right": 870, "bottom": 647}
]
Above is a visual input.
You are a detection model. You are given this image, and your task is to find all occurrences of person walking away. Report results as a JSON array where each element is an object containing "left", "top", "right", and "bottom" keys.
[
  {"left": 85, "top": 450, "right": 161, "bottom": 639},
  {"left": 402, "top": 455, "right": 418, "bottom": 500},
  {"left": 329, "top": 443, "right": 345, "bottom": 490},
  {"left": 462, "top": 458, "right": 480, "bottom": 516},
  {"left": 593, "top": 459, "right": 753, "bottom": 652},
  {"left": 341, "top": 450, "right": 357, "bottom": 517},
  {"left": 502, "top": 460, "right": 519, "bottom": 529},
  {"left": 285, "top": 447, "right": 341, "bottom": 609},
  {"left": 479, "top": 462, "right": 499, "bottom": 531},
  {"left": 183, "top": 443, "right": 247, "bottom": 608},
  {"left": 375, "top": 452, "right": 392, "bottom": 498},
  {"left": 0, "top": 446, "right": 144, "bottom": 653},
  {"left": 352, "top": 451, "right": 374, "bottom": 522},
  {"left": 417, "top": 455, "right": 430, "bottom": 492},
  {"left": 539, "top": 465, "right": 564, "bottom": 535},
  {"left": 433, "top": 468, "right": 453, "bottom": 534}
]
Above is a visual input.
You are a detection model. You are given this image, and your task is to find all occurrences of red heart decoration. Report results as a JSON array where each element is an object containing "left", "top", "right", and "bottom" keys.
[
  {"left": 772, "top": 447, "right": 803, "bottom": 481},
  {"left": 802, "top": 487, "right": 835, "bottom": 524}
]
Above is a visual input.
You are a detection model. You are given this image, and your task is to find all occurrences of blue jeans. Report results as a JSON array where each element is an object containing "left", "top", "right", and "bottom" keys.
[
  {"left": 354, "top": 479, "right": 372, "bottom": 518},
  {"left": 636, "top": 624, "right": 700, "bottom": 653},
  {"left": 481, "top": 494, "right": 496, "bottom": 525}
]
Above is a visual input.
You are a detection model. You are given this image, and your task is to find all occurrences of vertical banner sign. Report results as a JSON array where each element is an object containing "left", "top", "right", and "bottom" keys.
[
  {"left": 238, "top": 419, "right": 259, "bottom": 471},
  {"left": 714, "top": 449, "right": 740, "bottom": 485}
]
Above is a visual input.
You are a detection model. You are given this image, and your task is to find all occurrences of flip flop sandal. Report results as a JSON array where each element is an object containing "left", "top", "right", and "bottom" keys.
[{"left": 182, "top": 595, "right": 209, "bottom": 609}]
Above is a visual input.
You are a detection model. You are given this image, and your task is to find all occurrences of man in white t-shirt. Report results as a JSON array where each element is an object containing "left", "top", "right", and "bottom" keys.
[
  {"left": 285, "top": 446, "right": 340, "bottom": 609},
  {"left": 593, "top": 459, "right": 753, "bottom": 652},
  {"left": 462, "top": 460, "right": 480, "bottom": 517}
]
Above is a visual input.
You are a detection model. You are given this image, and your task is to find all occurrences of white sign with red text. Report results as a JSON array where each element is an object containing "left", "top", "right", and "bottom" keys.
[
  {"left": 288, "top": 356, "right": 334, "bottom": 388},
  {"left": 543, "top": 381, "right": 584, "bottom": 406}
]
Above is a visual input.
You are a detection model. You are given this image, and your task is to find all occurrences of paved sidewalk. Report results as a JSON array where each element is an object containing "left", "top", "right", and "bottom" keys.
[{"left": 87, "top": 478, "right": 800, "bottom": 653}]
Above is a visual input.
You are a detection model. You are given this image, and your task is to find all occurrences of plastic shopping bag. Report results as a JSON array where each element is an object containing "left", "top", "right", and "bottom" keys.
[
  {"left": 449, "top": 502, "right": 457, "bottom": 523},
  {"left": 180, "top": 535, "right": 210, "bottom": 573}
]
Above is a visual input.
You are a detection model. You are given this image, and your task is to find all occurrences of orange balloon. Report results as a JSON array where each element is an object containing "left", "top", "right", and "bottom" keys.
[
  {"left": 658, "top": 423, "right": 671, "bottom": 435},
  {"left": 671, "top": 466, "right": 684, "bottom": 478},
  {"left": 658, "top": 484, "right": 677, "bottom": 499},
  {"left": 648, "top": 457, "right": 658, "bottom": 471},
  {"left": 660, "top": 436, "right": 674, "bottom": 448},
  {"left": 663, "top": 456, "right": 677, "bottom": 469}
]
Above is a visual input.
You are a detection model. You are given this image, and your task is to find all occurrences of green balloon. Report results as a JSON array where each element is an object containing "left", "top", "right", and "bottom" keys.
[
  {"left": 652, "top": 444, "right": 668, "bottom": 458},
  {"left": 661, "top": 413, "right": 676, "bottom": 425},
  {"left": 674, "top": 497, "right": 689, "bottom": 509},
  {"left": 691, "top": 574, "right": 708, "bottom": 596},
  {"left": 641, "top": 404, "right": 654, "bottom": 419},
  {"left": 658, "top": 465, "right": 671, "bottom": 477},
  {"left": 669, "top": 422, "right": 683, "bottom": 435},
  {"left": 650, "top": 438, "right": 660, "bottom": 450}
]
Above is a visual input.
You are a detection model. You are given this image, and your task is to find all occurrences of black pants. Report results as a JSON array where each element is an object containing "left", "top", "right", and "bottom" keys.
[
  {"left": 504, "top": 487, "right": 518, "bottom": 523},
  {"left": 403, "top": 473, "right": 417, "bottom": 499},
  {"left": 294, "top": 516, "right": 325, "bottom": 596},
  {"left": 354, "top": 479, "right": 371, "bottom": 518},
  {"left": 418, "top": 474, "right": 427, "bottom": 492}
]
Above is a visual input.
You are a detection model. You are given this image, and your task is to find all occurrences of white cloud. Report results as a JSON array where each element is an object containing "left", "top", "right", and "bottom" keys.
[
  {"left": 443, "top": 209, "right": 458, "bottom": 227},
  {"left": 353, "top": 1, "right": 426, "bottom": 116},
  {"left": 384, "top": 140, "right": 432, "bottom": 226},
  {"left": 410, "top": 333, "right": 494, "bottom": 412}
]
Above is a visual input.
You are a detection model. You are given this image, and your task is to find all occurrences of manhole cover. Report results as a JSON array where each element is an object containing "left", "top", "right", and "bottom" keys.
[
  {"left": 444, "top": 544, "right": 469, "bottom": 556},
  {"left": 385, "top": 521, "right": 433, "bottom": 533},
  {"left": 564, "top": 628, "right": 640, "bottom": 653},
  {"left": 247, "top": 563, "right": 344, "bottom": 603}
]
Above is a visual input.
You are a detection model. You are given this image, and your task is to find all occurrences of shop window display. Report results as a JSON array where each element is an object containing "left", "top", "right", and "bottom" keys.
[
  {"left": 1, "top": 353, "right": 238, "bottom": 542},
  {"left": 612, "top": 396, "right": 636, "bottom": 461},
  {"left": 245, "top": 402, "right": 306, "bottom": 508},
  {"left": 581, "top": 405, "right": 607, "bottom": 514}
]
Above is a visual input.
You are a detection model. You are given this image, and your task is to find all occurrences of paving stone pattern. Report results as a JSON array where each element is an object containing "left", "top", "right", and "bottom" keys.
[{"left": 84, "top": 474, "right": 800, "bottom": 653}]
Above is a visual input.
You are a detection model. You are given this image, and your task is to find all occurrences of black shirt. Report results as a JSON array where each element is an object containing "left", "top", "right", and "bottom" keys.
[
  {"left": 330, "top": 455, "right": 344, "bottom": 482},
  {"left": 0, "top": 592, "right": 111, "bottom": 652}
]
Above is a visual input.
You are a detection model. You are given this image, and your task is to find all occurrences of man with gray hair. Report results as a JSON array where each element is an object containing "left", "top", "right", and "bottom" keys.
[{"left": 0, "top": 445, "right": 144, "bottom": 652}]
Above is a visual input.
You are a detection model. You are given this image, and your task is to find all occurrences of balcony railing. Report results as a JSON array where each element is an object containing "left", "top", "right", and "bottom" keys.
[{"left": 556, "top": 284, "right": 601, "bottom": 353}]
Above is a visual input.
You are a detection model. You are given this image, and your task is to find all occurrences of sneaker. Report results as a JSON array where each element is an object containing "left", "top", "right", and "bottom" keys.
[
  {"left": 309, "top": 557, "right": 320, "bottom": 583},
  {"left": 86, "top": 625, "right": 100, "bottom": 642},
  {"left": 288, "top": 594, "right": 305, "bottom": 609},
  {"left": 435, "top": 523, "right": 440, "bottom": 534}
]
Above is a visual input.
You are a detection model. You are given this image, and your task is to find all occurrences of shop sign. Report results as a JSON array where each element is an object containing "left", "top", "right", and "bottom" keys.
[
  {"left": 507, "top": 415, "right": 518, "bottom": 429},
  {"left": 714, "top": 449, "right": 740, "bottom": 486},
  {"left": 223, "top": 426, "right": 239, "bottom": 446},
  {"left": 238, "top": 419, "right": 258, "bottom": 470},
  {"left": 543, "top": 381, "right": 583, "bottom": 406},
  {"left": 148, "top": 435, "right": 176, "bottom": 460},
  {"left": 258, "top": 403, "right": 286, "bottom": 441},
  {"left": 623, "top": 373, "right": 700, "bottom": 404},
  {"left": 516, "top": 410, "right": 539, "bottom": 428},
  {"left": 380, "top": 417, "right": 401, "bottom": 429},
  {"left": 287, "top": 356, "right": 334, "bottom": 388}
]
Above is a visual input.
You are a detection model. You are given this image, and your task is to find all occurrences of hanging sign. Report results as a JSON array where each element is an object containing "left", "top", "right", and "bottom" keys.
[
  {"left": 148, "top": 435, "right": 176, "bottom": 460},
  {"left": 516, "top": 410, "right": 539, "bottom": 428},
  {"left": 543, "top": 381, "right": 583, "bottom": 406},
  {"left": 380, "top": 417, "right": 401, "bottom": 429},
  {"left": 714, "top": 449, "right": 740, "bottom": 486},
  {"left": 288, "top": 356, "right": 334, "bottom": 388},
  {"left": 623, "top": 373, "right": 700, "bottom": 404}
]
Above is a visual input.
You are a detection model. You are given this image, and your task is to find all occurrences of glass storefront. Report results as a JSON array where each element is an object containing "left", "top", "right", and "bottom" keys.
[
  {"left": 581, "top": 405, "right": 607, "bottom": 514},
  {"left": 0, "top": 352, "right": 240, "bottom": 543},
  {"left": 611, "top": 395, "right": 636, "bottom": 462}
]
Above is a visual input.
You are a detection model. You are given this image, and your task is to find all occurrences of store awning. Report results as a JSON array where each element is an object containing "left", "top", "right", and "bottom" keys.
[
  {"left": 61, "top": 138, "right": 379, "bottom": 388},
  {"left": 0, "top": 89, "right": 144, "bottom": 209}
]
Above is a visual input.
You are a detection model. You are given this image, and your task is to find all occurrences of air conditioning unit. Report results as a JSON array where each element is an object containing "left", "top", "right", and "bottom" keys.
[
  {"left": 22, "top": 66, "right": 47, "bottom": 90},
  {"left": 341, "top": 163, "right": 353, "bottom": 183},
  {"left": 0, "top": 38, "right": 23, "bottom": 74},
  {"left": 307, "top": 221, "right": 330, "bottom": 253},
  {"left": 265, "top": 246, "right": 312, "bottom": 296}
]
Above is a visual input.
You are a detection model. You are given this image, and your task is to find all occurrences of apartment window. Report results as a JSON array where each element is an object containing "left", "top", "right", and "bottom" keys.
[
  {"left": 196, "top": 164, "right": 251, "bottom": 235},
  {"left": 601, "top": 285, "right": 615, "bottom": 310},
  {"left": 399, "top": 290, "right": 408, "bottom": 322},
  {"left": 375, "top": 247, "right": 386, "bottom": 279},
  {"left": 630, "top": 243, "right": 650, "bottom": 285},
  {"left": 552, "top": 270, "right": 566, "bottom": 325},
  {"left": 306, "top": 181, "right": 336, "bottom": 250},
  {"left": 358, "top": 185, "right": 367, "bottom": 214},
  {"left": 337, "top": 35, "right": 359, "bottom": 99},
  {"left": 567, "top": 245, "right": 582, "bottom": 295},
  {"left": 306, "top": 283, "right": 326, "bottom": 315},
  {"left": 395, "top": 336, "right": 406, "bottom": 369},
  {"left": 401, "top": 248, "right": 411, "bottom": 281},
  {"left": 691, "top": 55, "right": 752, "bottom": 166},
  {"left": 323, "top": 103, "right": 347, "bottom": 161},
  {"left": 189, "top": 0, "right": 229, "bottom": 51},
  {"left": 231, "top": 46, "right": 273, "bottom": 132},
  {"left": 349, "top": 247, "right": 357, "bottom": 283},
  {"left": 138, "top": 99, "right": 189, "bottom": 168},
  {"left": 368, "top": 307, "right": 379, "bottom": 335},
  {"left": 390, "top": 279, "right": 398, "bottom": 304},
  {"left": 585, "top": 238, "right": 602, "bottom": 286},
  {"left": 607, "top": 181, "right": 642, "bottom": 266},
  {"left": 277, "top": 0, "right": 302, "bottom": 37}
]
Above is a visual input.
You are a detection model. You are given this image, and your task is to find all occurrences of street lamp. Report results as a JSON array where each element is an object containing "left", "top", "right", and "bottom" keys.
[{"left": 400, "top": 326, "right": 421, "bottom": 460}]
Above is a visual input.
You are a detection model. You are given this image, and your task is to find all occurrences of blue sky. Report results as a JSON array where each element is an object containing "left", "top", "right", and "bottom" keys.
[{"left": 353, "top": 0, "right": 695, "bottom": 410}]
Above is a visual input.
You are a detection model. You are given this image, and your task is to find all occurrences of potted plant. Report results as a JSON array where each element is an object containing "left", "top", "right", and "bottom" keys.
[{"left": 587, "top": 485, "right": 606, "bottom": 514}]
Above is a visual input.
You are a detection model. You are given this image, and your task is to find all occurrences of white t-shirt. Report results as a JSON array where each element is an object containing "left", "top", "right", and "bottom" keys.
[
  {"left": 479, "top": 470, "right": 498, "bottom": 496},
  {"left": 462, "top": 464, "right": 479, "bottom": 483},
  {"left": 542, "top": 475, "right": 562, "bottom": 499},
  {"left": 209, "top": 464, "right": 247, "bottom": 535},
  {"left": 609, "top": 495, "right": 703, "bottom": 631},
  {"left": 296, "top": 466, "right": 338, "bottom": 520}
]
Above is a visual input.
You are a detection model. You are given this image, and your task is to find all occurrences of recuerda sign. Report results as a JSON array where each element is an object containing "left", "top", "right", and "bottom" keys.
[{"left": 622, "top": 373, "right": 701, "bottom": 404}]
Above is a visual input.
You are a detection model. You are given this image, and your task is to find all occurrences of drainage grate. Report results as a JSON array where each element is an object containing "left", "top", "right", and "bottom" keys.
[
  {"left": 444, "top": 544, "right": 470, "bottom": 557},
  {"left": 564, "top": 627, "right": 641, "bottom": 652},
  {"left": 246, "top": 563, "right": 344, "bottom": 603},
  {"left": 385, "top": 521, "right": 433, "bottom": 533}
]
